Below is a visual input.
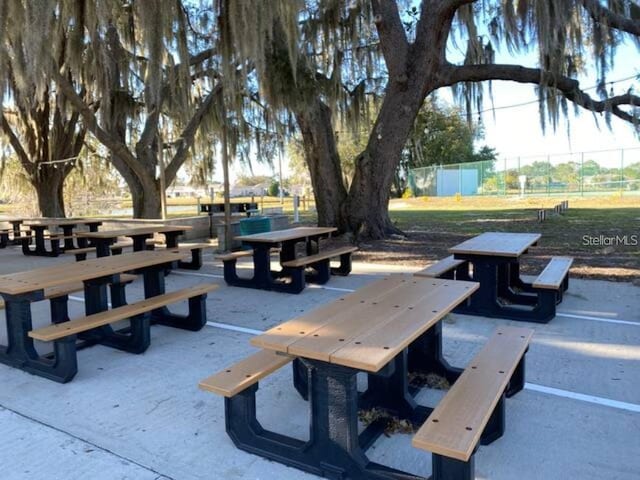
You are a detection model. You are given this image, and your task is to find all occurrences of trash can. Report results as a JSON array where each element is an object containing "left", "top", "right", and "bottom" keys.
[{"left": 239, "top": 216, "right": 271, "bottom": 236}]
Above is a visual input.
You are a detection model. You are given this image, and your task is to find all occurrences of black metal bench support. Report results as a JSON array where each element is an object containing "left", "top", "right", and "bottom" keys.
[
  {"left": 77, "top": 275, "right": 151, "bottom": 354},
  {"left": 408, "top": 321, "right": 463, "bottom": 384},
  {"left": 144, "top": 266, "right": 209, "bottom": 331},
  {"left": 432, "top": 453, "right": 475, "bottom": 480},
  {"left": 0, "top": 292, "right": 78, "bottom": 383},
  {"left": 21, "top": 233, "right": 60, "bottom": 257},
  {"left": 177, "top": 248, "right": 204, "bottom": 270},
  {"left": 223, "top": 360, "right": 426, "bottom": 480},
  {"left": 222, "top": 245, "right": 306, "bottom": 294},
  {"left": 453, "top": 256, "right": 558, "bottom": 323}
]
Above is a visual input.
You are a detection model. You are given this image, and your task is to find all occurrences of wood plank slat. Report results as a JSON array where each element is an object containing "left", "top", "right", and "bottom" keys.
[
  {"left": 250, "top": 275, "right": 411, "bottom": 353},
  {"left": 235, "top": 226, "right": 336, "bottom": 243},
  {"left": 0, "top": 250, "right": 187, "bottom": 295},
  {"left": 29, "top": 284, "right": 217, "bottom": 341},
  {"left": 449, "top": 232, "right": 541, "bottom": 258},
  {"left": 330, "top": 279, "right": 479, "bottom": 371},
  {"left": 280, "top": 246, "right": 357, "bottom": 268},
  {"left": 77, "top": 225, "right": 192, "bottom": 239},
  {"left": 286, "top": 277, "right": 451, "bottom": 363},
  {"left": 0, "top": 274, "right": 138, "bottom": 310},
  {"left": 414, "top": 256, "right": 466, "bottom": 278},
  {"left": 532, "top": 256, "right": 573, "bottom": 289},
  {"left": 412, "top": 326, "right": 534, "bottom": 462},
  {"left": 199, "top": 350, "right": 293, "bottom": 397}
]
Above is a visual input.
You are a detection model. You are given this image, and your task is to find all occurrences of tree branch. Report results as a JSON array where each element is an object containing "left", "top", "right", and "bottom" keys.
[
  {"left": 164, "top": 83, "right": 222, "bottom": 184},
  {"left": 439, "top": 63, "right": 640, "bottom": 124},
  {"left": 0, "top": 113, "right": 34, "bottom": 174},
  {"left": 580, "top": 0, "right": 640, "bottom": 36},
  {"left": 371, "top": 0, "right": 409, "bottom": 79},
  {"left": 51, "top": 69, "right": 147, "bottom": 179}
]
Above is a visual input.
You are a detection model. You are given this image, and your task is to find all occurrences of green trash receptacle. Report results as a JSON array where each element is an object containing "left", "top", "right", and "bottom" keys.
[{"left": 239, "top": 216, "right": 271, "bottom": 236}]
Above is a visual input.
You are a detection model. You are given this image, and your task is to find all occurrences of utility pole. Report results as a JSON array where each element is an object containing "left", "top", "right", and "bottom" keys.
[{"left": 221, "top": 104, "right": 232, "bottom": 251}]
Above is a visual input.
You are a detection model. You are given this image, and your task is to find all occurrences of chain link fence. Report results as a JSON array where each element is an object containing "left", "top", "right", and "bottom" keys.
[{"left": 408, "top": 147, "right": 640, "bottom": 197}]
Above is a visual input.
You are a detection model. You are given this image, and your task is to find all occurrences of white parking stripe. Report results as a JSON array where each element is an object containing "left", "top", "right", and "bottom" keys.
[
  {"left": 524, "top": 383, "right": 640, "bottom": 413},
  {"left": 555, "top": 312, "right": 639, "bottom": 326}
]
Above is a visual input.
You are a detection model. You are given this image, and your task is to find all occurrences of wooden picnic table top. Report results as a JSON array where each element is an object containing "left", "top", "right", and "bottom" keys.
[
  {"left": 235, "top": 226, "right": 337, "bottom": 244},
  {"left": 449, "top": 232, "right": 541, "bottom": 258},
  {"left": 250, "top": 274, "right": 478, "bottom": 372},
  {"left": 0, "top": 250, "right": 186, "bottom": 296},
  {"left": 23, "top": 218, "right": 104, "bottom": 227},
  {"left": 77, "top": 225, "right": 192, "bottom": 239}
]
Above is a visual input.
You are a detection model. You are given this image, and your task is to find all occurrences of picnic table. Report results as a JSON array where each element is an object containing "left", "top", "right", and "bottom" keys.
[
  {"left": 0, "top": 250, "right": 214, "bottom": 382},
  {"left": 77, "top": 225, "right": 193, "bottom": 257},
  {"left": 0, "top": 217, "right": 31, "bottom": 245},
  {"left": 22, "top": 218, "right": 103, "bottom": 256},
  {"left": 202, "top": 274, "right": 515, "bottom": 479},
  {"left": 449, "top": 232, "right": 571, "bottom": 322},
  {"left": 222, "top": 226, "right": 345, "bottom": 293}
]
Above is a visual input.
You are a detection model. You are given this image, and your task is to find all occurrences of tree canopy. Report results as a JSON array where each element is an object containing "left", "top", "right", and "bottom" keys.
[{"left": 0, "top": 0, "right": 638, "bottom": 234}]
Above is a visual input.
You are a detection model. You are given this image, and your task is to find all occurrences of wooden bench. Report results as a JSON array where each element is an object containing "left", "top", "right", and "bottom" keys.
[
  {"left": 412, "top": 326, "right": 534, "bottom": 480},
  {"left": 533, "top": 256, "right": 573, "bottom": 303},
  {"left": 28, "top": 284, "right": 217, "bottom": 382},
  {"left": 199, "top": 349, "right": 293, "bottom": 397},
  {"left": 415, "top": 255, "right": 469, "bottom": 280},
  {"left": 0, "top": 274, "right": 138, "bottom": 317},
  {"left": 280, "top": 245, "right": 358, "bottom": 288}
]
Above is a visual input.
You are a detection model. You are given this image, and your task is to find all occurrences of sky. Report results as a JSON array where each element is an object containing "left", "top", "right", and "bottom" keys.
[{"left": 215, "top": 21, "right": 640, "bottom": 184}]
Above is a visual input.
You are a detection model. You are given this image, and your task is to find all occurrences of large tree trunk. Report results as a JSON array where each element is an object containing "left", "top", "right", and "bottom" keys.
[
  {"left": 31, "top": 167, "right": 69, "bottom": 218},
  {"left": 130, "top": 179, "right": 163, "bottom": 218},
  {"left": 110, "top": 153, "right": 162, "bottom": 219},
  {"left": 341, "top": 83, "right": 428, "bottom": 238},
  {"left": 295, "top": 99, "right": 348, "bottom": 227}
]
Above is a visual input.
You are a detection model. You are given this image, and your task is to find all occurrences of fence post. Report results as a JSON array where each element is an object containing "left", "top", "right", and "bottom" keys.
[
  {"left": 580, "top": 153, "right": 584, "bottom": 196},
  {"left": 503, "top": 158, "right": 507, "bottom": 195},
  {"left": 620, "top": 149, "right": 625, "bottom": 196}
]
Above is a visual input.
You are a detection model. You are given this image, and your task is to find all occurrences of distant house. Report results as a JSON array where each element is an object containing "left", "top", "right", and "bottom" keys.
[
  {"left": 166, "top": 185, "right": 209, "bottom": 198},
  {"left": 229, "top": 182, "right": 269, "bottom": 197}
]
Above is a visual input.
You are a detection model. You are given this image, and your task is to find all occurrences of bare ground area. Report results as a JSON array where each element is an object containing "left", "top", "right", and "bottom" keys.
[{"left": 331, "top": 196, "right": 640, "bottom": 284}]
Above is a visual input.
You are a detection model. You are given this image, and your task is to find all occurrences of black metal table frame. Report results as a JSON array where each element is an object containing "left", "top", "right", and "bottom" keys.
[
  {"left": 223, "top": 320, "right": 526, "bottom": 480},
  {"left": 21, "top": 224, "right": 62, "bottom": 257},
  {"left": 223, "top": 232, "right": 332, "bottom": 293},
  {"left": 0, "top": 259, "right": 207, "bottom": 383},
  {"left": 451, "top": 248, "right": 560, "bottom": 323},
  {"left": 20, "top": 222, "right": 102, "bottom": 257}
]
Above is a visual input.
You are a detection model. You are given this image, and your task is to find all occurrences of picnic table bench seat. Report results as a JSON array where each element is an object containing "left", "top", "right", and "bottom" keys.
[
  {"left": 532, "top": 256, "right": 572, "bottom": 296},
  {"left": 280, "top": 245, "right": 358, "bottom": 291},
  {"left": 412, "top": 326, "right": 533, "bottom": 479},
  {"left": 199, "top": 349, "right": 293, "bottom": 397},
  {"left": 28, "top": 283, "right": 217, "bottom": 382},
  {"left": 415, "top": 255, "right": 469, "bottom": 280}
]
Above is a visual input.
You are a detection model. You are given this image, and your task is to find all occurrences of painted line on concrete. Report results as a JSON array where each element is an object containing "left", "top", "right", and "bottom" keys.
[
  {"left": 206, "top": 321, "right": 263, "bottom": 335},
  {"left": 525, "top": 383, "right": 640, "bottom": 413},
  {"left": 555, "top": 312, "right": 639, "bottom": 326},
  {"left": 204, "top": 320, "right": 640, "bottom": 414},
  {"left": 306, "top": 284, "right": 357, "bottom": 293},
  {"left": 171, "top": 270, "right": 225, "bottom": 279}
]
